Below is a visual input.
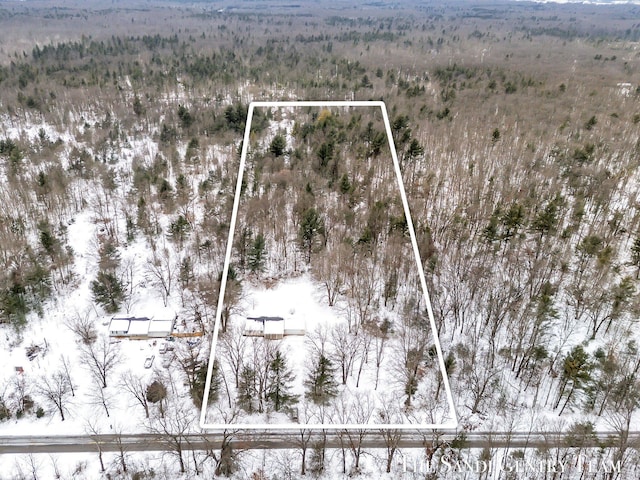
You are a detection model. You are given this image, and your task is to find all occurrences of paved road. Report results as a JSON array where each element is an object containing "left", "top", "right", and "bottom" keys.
[{"left": 1, "top": 431, "right": 638, "bottom": 454}]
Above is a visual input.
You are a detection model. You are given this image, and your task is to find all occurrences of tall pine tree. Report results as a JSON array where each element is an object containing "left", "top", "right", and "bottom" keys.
[
  {"left": 299, "top": 208, "right": 324, "bottom": 263},
  {"left": 238, "top": 365, "right": 257, "bottom": 413},
  {"left": 267, "top": 350, "right": 298, "bottom": 412},
  {"left": 305, "top": 354, "right": 338, "bottom": 405},
  {"left": 247, "top": 233, "right": 267, "bottom": 273}
]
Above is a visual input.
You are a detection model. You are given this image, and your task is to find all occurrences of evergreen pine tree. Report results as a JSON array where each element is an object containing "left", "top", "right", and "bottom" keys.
[
  {"left": 133, "top": 95, "right": 144, "bottom": 116},
  {"left": 90, "top": 271, "right": 124, "bottom": 313},
  {"left": 238, "top": 365, "right": 257, "bottom": 413},
  {"left": 339, "top": 173, "right": 351, "bottom": 194},
  {"left": 266, "top": 350, "right": 298, "bottom": 412},
  {"left": 247, "top": 233, "right": 267, "bottom": 273},
  {"left": 556, "top": 345, "right": 593, "bottom": 415},
  {"left": 299, "top": 208, "right": 324, "bottom": 263},
  {"left": 305, "top": 354, "right": 338, "bottom": 405},
  {"left": 269, "top": 134, "right": 287, "bottom": 157},
  {"left": 191, "top": 361, "right": 220, "bottom": 409}
]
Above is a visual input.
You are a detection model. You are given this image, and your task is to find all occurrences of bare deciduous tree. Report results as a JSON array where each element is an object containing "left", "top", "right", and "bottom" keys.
[
  {"left": 207, "top": 404, "right": 243, "bottom": 477},
  {"left": 146, "top": 247, "right": 175, "bottom": 307},
  {"left": 392, "top": 318, "right": 429, "bottom": 408},
  {"left": 219, "top": 323, "right": 247, "bottom": 388},
  {"left": 121, "top": 256, "right": 137, "bottom": 313},
  {"left": 112, "top": 422, "right": 130, "bottom": 475},
  {"left": 330, "top": 323, "right": 360, "bottom": 385},
  {"left": 87, "top": 377, "right": 114, "bottom": 417},
  {"left": 174, "top": 339, "right": 204, "bottom": 394},
  {"left": 330, "top": 392, "right": 375, "bottom": 474},
  {"left": 345, "top": 253, "right": 379, "bottom": 331},
  {"left": 365, "top": 319, "right": 390, "bottom": 390},
  {"left": 64, "top": 310, "right": 97, "bottom": 345},
  {"left": 293, "top": 401, "right": 317, "bottom": 476},
  {"left": 17, "top": 454, "right": 42, "bottom": 480},
  {"left": 59, "top": 354, "right": 76, "bottom": 397},
  {"left": 148, "top": 397, "right": 196, "bottom": 474},
  {"left": 11, "top": 372, "right": 31, "bottom": 414},
  {"left": 120, "top": 370, "right": 150, "bottom": 418},
  {"left": 250, "top": 338, "right": 277, "bottom": 413},
  {"left": 38, "top": 370, "right": 73, "bottom": 421},
  {"left": 377, "top": 394, "right": 404, "bottom": 473},
  {"left": 344, "top": 391, "right": 375, "bottom": 473},
  {"left": 81, "top": 337, "right": 121, "bottom": 389},
  {"left": 312, "top": 242, "right": 350, "bottom": 306},
  {"left": 85, "top": 418, "right": 106, "bottom": 472}
]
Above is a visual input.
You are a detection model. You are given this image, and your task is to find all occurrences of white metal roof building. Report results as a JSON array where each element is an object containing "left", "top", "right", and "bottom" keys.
[
  {"left": 109, "top": 318, "right": 131, "bottom": 336},
  {"left": 127, "top": 319, "right": 151, "bottom": 337},
  {"left": 108, "top": 315, "right": 175, "bottom": 339},
  {"left": 244, "top": 319, "right": 264, "bottom": 337},
  {"left": 148, "top": 319, "right": 175, "bottom": 337},
  {"left": 283, "top": 317, "right": 305, "bottom": 336},
  {"left": 263, "top": 319, "right": 285, "bottom": 340},
  {"left": 242, "top": 316, "right": 305, "bottom": 339}
]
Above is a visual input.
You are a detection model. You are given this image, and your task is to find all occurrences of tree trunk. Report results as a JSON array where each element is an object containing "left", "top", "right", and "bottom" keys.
[
  {"left": 119, "top": 449, "right": 128, "bottom": 473},
  {"left": 177, "top": 444, "right": 185, "bottom": 473},
  {"left": 386, "top": 443, "right": 397, "bottom": 473},
  {"left": 559, "top": 384, "right": 575, "bottom": 415},
  {"left": 386, "top": 453, "right": 393, "bottom": 473}
]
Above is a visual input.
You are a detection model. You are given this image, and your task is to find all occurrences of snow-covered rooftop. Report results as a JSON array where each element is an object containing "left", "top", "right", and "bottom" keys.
[
  {"left": 127, "top": 319, "right": 150, "bottom": 336},
  {"left": 264, "top": 320, "right": 284, "bottom": 336},
  {"left": 148, "top": 319, "right": 174, "bottom": 335},
  {"left": 109, "top": 318, "right": 130, "bottom": 333},
  {"left": 244, "top": 319, "right": 264, "bottom": 336}
]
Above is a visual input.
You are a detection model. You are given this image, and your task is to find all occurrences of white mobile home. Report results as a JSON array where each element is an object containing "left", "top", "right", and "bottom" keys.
[
  {"left": 108, "top": 315, "right": 176, "bottom": 339},
  {"left": 243, "top": 316, "right": 305, "bottom": 339}
]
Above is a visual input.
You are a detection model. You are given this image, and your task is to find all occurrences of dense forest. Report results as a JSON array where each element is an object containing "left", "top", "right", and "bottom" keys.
[{"left": 0, "top": 0, "right": 639, "bottom": 478}]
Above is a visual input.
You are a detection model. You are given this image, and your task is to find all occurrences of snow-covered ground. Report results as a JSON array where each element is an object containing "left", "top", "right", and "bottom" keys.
[
  {"left": 0, "top": 114, "right": 212, "bottom": 477},
  {"left": 0, "top": 211, "right": 177, "bottom": 434}
]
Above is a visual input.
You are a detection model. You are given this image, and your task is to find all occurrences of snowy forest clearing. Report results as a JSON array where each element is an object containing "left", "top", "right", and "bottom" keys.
[
  {"left": 1, "top": 0, "right": 640, "bottom": 477},
  {"left": 203, "top": 104, "right": 454, "bottom": 430}
]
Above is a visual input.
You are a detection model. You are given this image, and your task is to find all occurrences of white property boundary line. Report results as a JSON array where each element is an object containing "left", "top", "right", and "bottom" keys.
[{"left": 200, "top": 100, "right": 458, "bottom": 430}]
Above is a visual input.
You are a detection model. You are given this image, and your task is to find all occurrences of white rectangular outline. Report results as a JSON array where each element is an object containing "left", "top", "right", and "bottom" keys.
[{"left": 200, "top": 101, "right": 458, "bottom": 431}]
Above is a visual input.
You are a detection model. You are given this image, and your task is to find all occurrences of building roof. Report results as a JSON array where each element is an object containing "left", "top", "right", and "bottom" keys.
[
  {"left": 127, "top": 319, "right": 151, "bottom": 336},
  {"left": 248, "top": 316, "right": 284, "bottom": 322},
  {"left": 109, "top": 318, "right": 131, "bottom": 333},
  {"left": 244, "top": 319, "right": 264, "bottom": 333},
  {"left": 283, "top": 317, "right": 300, "bottom": 328},
  {"left": 243, "top": 316, "right": 304, "bottom": 338},
  {"left": 148, "top": 319, "right": 174, "bottom": 335},
  {"left": 108, "top": 314, "right": 176, "bottom": 337},
  {"left": 264, "top": 320, "right": 285, "bottom": 336},
  {"left": 112, "top": 316, "right": 151, "bottom": 322},
  {"left": 283, "top": 317, "right": 305, "bottom": 333}
]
